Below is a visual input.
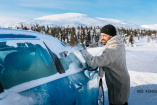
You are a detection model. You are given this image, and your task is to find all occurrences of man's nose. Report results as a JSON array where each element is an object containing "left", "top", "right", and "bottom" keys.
[{"left": 101, "top": 37, "right": 104, "bottom": 40}]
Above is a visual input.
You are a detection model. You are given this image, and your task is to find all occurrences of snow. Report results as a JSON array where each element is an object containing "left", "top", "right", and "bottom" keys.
[
  {"left": 141, "top": 24, "right": 157, "bottom": 30},
  {"left": 83, "top": 37, "right": 157, "bottom": 105},
  {"left": 0, "top": 13, "right": 142, "bottom": 29},
  {"left": 129, "top": 71, "right": 157, "bottom": 87},
  {"left": 0, "top": 90, "right": 35, "bottom": 105},
  {"left": 35, "top": 13, "right": 89, "bottom": 21},
  {"left": 5, "top": 40, "right": 44, "bottom": 48},
  {"left": 0, "top": 18, "right": 23, "bottom": 28},
  {"left": 126, "top": 42, "right": 157, "bottom": 73},
  {"left": 97, "top": 18, "right": 127, "bottom": 25}
]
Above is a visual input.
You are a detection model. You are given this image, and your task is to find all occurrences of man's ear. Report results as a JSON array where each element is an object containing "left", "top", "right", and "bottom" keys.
[{"left": 109, "top": 36, "right": 113, "bottom": 39}]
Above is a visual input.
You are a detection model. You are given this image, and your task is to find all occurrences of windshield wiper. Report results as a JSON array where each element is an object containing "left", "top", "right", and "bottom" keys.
[{"left": 43, "top": 42, "right": 65, "bottom": 74}]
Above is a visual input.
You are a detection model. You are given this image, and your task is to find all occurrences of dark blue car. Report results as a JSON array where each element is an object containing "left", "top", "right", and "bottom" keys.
[{"left": 0, "top": 28, "right": 104, "bottom": 105}]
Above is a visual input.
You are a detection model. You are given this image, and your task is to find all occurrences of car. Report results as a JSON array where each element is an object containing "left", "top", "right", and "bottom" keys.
[{"left": 0, "top": 28, "right": 104, "bottom": 105}]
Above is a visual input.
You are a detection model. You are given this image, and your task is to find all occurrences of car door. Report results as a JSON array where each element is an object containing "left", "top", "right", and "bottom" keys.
[
  {"left": 59, "top": 51, "right": 99, "bottom": 105},
  {"left": 68, "top": 71, "right": 99, "bottom": 105}
]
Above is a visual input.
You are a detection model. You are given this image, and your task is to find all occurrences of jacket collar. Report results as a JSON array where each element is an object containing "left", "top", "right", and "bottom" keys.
[{"left": 105, "top": 35, "right": 123, "bottom": 48}]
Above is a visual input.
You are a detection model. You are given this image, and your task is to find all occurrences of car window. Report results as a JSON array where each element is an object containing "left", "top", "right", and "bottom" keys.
[
  {"left": 59, "top": 51, "right": 83, "bottom": 71},
  {"left": 43, "top": 42, "right": 65, "bottom": 74},
  {"left": 0, "top": 41, "right": 58, "bottom": 89}
]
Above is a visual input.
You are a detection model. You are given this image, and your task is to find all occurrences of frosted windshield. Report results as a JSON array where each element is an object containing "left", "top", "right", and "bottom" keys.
[{"left": 0, "top": 41, "right": 58, "bottom": 89}]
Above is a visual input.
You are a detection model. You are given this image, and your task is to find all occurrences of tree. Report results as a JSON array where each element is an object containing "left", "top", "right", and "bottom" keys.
[
  {"left": 123, "top": 37, "right": 127, "bottom": 44},
  {"left": 92, "top": 27, "right": 96, "bottom": 42},
  {"left": 129, "top": 34, "right": 134, "bottom": 47},
  {"left": 77, "top": 30, "right": 80, "bottom": 43},
  {"left": 69, "top": 27, "right": 75, "bottom": 46},
  {"left": 81, "top": 28, "right": 85, "bottom": 43},
  {"left": 85, "top": 30, "right": 91, "bottom": 46}
]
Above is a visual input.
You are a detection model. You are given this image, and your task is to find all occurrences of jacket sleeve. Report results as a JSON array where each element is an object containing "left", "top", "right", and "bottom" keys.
[{"left": 80, "top": 49, "right": 111, "bottom": 69}]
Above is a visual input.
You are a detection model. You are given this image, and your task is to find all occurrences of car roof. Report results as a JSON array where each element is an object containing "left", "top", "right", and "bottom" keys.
[
  {"left": 0, "top": 28, "right": 67, "bottom": 56},
  {"left": 0, "top": 28, "right": 46, "bottom": 38}
]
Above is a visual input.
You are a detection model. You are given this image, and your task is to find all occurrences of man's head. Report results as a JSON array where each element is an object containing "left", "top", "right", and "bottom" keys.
[{"left": 100, "top": 24, "right": 117, "bottom": 45}]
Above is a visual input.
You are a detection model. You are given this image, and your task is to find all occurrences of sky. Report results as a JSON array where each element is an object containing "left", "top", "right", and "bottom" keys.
[{"left": 0, "top": 0, "right": 156, "bottom": 25}]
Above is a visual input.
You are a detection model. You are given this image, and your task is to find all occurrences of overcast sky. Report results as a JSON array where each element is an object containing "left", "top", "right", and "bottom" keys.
[{"left": 0, "top": 0, "right": 156, "bottom": 25}]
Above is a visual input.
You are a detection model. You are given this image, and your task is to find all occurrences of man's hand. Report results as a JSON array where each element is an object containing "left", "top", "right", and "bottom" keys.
[{"left": 77, "top": 43, "right": 86, "bottom": 51}]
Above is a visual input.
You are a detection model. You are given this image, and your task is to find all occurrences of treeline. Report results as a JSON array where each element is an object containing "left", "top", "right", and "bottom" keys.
[
  {"left": 15, "top": 24, "right": 157, "bottom": 47},
  {"left": 119, "top": 28, "right": 157, "bottom": 46}
]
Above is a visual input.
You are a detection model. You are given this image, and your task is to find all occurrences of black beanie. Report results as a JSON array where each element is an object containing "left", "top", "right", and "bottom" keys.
[{"left": 101, "top": 24, "right": 117, "bottom": 36}]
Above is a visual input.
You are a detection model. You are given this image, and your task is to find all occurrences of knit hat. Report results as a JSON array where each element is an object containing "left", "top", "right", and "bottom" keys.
[{"left": 101, "top": 24, "right": 117, "bottom": 36}]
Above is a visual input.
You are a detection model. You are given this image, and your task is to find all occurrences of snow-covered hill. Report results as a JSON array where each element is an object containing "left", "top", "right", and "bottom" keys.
[
  {"left": 141, "top": 24, "right": 157, "bottom": 30},
  {"left": 0, "top": 13, "right": 142, "bottom": 29}
]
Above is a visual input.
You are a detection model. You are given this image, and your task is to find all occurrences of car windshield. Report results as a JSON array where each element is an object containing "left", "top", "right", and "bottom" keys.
[{"left": 0, "top": 41, "right": 58, "bottom": 89}]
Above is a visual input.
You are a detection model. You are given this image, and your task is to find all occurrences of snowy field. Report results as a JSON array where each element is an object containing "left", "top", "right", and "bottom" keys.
[{"left": 85, "top": 37, "right": 157, "bottom": 105}]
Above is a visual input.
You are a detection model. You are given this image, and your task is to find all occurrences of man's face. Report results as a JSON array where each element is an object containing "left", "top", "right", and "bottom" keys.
[{"left": 100, "top": 33, "right": 113, "bottom": 45}]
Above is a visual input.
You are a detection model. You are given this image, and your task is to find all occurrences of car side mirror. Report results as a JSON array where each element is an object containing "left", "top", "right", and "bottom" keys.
[
  {"left": 84, "top": 69, "right": 98, "bottom": 79},
  {"left": 83, "top": 63, "right": 98, "bottom": 79},
  {"left": 59, "top": 51, "right": 68, "bottom": 58}
]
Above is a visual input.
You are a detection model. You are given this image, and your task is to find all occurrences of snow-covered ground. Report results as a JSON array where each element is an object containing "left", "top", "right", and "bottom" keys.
[{"left": 84, "top": 37, "right": 157, "bottom": 105}]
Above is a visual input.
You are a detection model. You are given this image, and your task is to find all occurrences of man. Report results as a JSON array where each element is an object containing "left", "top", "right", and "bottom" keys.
[{"left": 78, "top": 24, "right": 130, "bottom": 105}]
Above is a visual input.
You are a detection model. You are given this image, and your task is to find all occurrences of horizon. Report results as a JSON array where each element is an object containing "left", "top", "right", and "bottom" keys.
[{"left": 0, "top": 0, "right": 157, "bottom": 25}]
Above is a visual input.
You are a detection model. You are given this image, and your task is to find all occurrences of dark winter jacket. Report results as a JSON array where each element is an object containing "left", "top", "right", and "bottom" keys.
[{"left": 80, "top": 35, "right": 130, "bottom": 104}]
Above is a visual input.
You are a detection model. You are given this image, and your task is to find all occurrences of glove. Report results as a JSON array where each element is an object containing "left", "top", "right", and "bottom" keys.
[{"left": 77, "top": 43, "right": 86, "bottom": 51}]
